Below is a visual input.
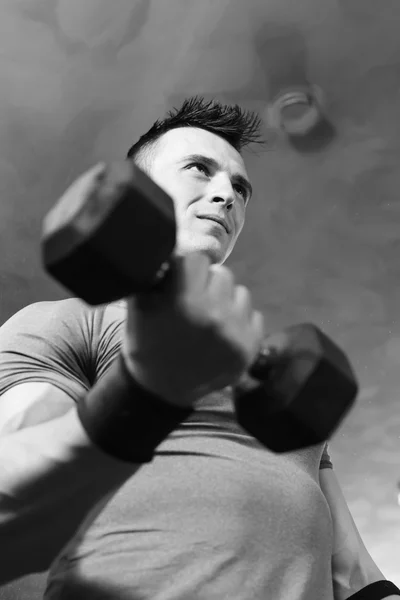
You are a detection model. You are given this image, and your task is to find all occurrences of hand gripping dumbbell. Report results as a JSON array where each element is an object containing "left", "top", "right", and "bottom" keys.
[{"left": 41, "top": 161, "right": 358, "bottom": 452}]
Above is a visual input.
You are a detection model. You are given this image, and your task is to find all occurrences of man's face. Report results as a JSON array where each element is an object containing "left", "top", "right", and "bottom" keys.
[{"left": 147, "top": 127, "right": 252, "bottom": 264}]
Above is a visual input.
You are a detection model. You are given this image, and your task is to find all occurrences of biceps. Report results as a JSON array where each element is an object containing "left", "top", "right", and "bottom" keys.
[{"left": 0, "top": 383, "right": 75, "bottom": 435}]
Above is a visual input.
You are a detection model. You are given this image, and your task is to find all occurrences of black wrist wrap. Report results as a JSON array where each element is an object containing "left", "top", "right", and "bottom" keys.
[
  {"left": 77, "top": 353, "right": 194, "bottom": 463},
  {"left": 348, "top": 581, "right": 400, "bottom": 599}
]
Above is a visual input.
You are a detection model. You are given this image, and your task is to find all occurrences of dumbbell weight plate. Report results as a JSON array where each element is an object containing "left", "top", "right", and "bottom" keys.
[
  {"left": 42, "top": 161, "right": 176, "bottom": 305},
  {"left": 234, "top": 324, "right": 358, "bottom": 452}
]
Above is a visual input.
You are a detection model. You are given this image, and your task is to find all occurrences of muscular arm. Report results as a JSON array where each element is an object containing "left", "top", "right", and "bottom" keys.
[
  {"left": 0, "top": 382, "right": 141, "bottom": 585},
  {"left": 0, "top": 299, "right": 142, "bottom": 583}
]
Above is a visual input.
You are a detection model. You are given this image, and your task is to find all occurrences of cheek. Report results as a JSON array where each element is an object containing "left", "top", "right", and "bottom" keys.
[
  {"left": 170, "top": 183, "right": 202, "bottom": 219},
  {"left": 234, "top": 208, "right": 246, "bottom": 235}
]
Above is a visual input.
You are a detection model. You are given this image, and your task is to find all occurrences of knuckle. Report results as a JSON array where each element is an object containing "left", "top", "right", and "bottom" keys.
[
  {"left": 256, "top": 310, "right": 265, "bottom": 331},
  {"left": 236, "top": 284, "right": 251, "bottom": 306},
  {"left": 206, "top": 305, "right": 225, "bottom": 330}
]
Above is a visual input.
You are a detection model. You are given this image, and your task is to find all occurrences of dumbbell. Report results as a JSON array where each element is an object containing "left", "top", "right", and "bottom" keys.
[{"left": 41, "top": 161, "right": 358, "bottom": 452}]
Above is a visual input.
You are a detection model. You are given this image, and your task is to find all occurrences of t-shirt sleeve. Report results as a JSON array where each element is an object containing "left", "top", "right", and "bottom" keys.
[
  {"left": 0, "top": 298, "right": 120, "bottom": 403},
  {"left": 319, "top": 442, "right": 333, "bottom": 469}
]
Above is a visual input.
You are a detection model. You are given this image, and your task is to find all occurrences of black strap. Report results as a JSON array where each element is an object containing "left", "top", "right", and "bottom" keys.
[
  {"left": 348, "top": 581, "right": 400, "bottom": 599},
  {"left": 77, "top": 353, "right": 194, "bottom": 463}
]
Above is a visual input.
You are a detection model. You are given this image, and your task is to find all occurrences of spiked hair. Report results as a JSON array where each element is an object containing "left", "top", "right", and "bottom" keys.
[{"left": 126, "top": 96, "right": 265, "bottom": 172}]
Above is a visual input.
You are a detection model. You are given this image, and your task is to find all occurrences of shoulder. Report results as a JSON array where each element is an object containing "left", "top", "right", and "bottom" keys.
[
  {"left": 0, "top": 297, "right": 124, "bottom": 340},
  {"left": 0, "top": 298, "right": 109, "bottom": 399},
  {"left": 0, "top": 298, "right": 127, "bottom": 410},
  {"left": 1, "top": 297, "right": 95, "bottom": 329}
]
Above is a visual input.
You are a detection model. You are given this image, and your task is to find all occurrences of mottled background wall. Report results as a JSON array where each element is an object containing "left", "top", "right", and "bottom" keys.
[{"left": 0, "top": 0, "right": 400, "bottom": 597}]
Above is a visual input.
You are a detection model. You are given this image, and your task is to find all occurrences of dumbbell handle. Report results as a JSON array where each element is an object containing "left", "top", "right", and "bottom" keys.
[
  {"left": 145, "top": 259, "right": 334, "bottom": 386},
  {"left": 139, "top": 259, "right": 358, "bottom": 451},
  {"left": 152, "top": 257, "right": 357, "bottom": 409},
  {"left": 143, "top": 258, "right": 281, "bottom": 381}
]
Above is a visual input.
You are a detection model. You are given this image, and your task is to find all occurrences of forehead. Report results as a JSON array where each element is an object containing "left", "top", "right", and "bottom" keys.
[{"left": 153, "top": 127, "right": 247, "bottom": 174}]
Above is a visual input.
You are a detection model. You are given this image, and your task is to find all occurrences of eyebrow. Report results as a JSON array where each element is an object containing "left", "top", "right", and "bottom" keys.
[{"left": 179, "top": 153, "right": 253, "bottom": 201}]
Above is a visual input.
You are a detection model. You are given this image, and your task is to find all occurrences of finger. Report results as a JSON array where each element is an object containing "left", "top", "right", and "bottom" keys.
[
  {"left": 233, "top": 284, "right": 252, "bottom": 319},
  {"left": 250, "top": 310, "right": 265, "bottom": 358}
]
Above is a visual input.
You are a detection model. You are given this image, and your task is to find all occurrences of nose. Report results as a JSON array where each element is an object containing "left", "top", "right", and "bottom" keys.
[
  {"left": 211, "top": 195, "right": 234, "bottom": 209},
  {"left": 210, "top": 177, "right": 236, "bottom": 209}
]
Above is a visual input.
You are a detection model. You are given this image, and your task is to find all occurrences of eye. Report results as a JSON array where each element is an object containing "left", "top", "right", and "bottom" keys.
[
  {"left": 234, "top": 184, "right": 246, "bottom": 199},
  {"left": 187, "top": 162, "right": 249, "bottom": 204},
  {"left": 187, "top": 162, "right": 209, "bottom": 175}
]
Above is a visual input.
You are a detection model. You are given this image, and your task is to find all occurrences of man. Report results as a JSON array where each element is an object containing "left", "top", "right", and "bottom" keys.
[{"left": 0, "top": 97, "right": 395, "bottom": 599}]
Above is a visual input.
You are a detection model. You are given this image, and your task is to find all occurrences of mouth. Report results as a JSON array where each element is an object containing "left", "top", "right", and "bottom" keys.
[{"left": 197, "top": 215, "right": 230, "bottom": 233}]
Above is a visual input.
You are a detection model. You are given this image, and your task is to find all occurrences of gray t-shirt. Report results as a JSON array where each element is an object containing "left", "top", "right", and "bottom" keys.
[{"left": 0, "top": 299, "right": 334, "bottom": 599}]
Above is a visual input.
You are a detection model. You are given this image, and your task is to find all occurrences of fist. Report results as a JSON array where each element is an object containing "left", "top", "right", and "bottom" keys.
[{"left": 121, "top": 252, "right": 264, "bottom": 407}]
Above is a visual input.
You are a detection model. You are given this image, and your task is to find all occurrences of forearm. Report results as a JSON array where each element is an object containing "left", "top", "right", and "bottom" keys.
[{"left": 0, "top": 407, "right": 140, "bottom": 584}]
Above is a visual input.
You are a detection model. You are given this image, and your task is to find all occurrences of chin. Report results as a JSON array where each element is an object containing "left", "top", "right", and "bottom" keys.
[
  {"left": 203, "top": 248, "right": 225, "bottom": 264},
  {"left": 177, "top": 237, "right": 227, "bottom": 264}
]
